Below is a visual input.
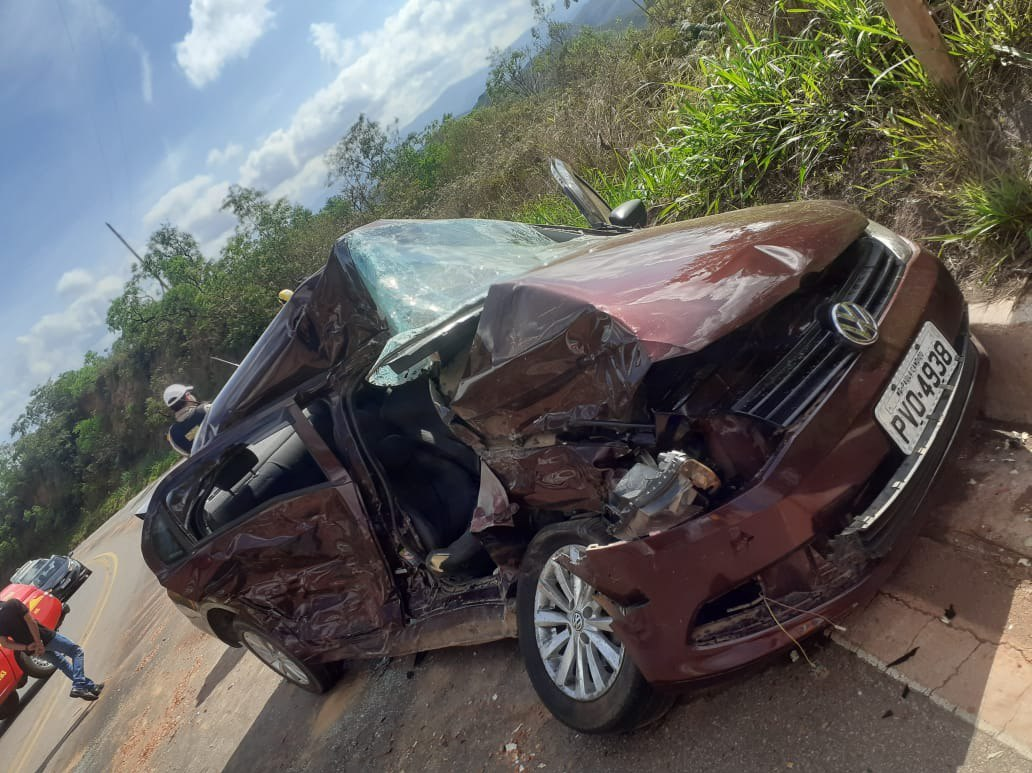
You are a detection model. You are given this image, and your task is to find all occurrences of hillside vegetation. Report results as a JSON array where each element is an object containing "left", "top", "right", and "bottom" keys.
[{"left": 1, "top": 0, "right": 1029, "bottom": 575}]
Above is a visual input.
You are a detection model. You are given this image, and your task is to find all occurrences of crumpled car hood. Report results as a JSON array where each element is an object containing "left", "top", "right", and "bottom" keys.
[{"left": 451, "top": 200, "right": 867, "bottom": 439}]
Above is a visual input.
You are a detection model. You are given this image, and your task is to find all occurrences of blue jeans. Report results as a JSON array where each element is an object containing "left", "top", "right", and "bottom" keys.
[{"left": 43, "top": 633, "right": 95, "bottom": 692}]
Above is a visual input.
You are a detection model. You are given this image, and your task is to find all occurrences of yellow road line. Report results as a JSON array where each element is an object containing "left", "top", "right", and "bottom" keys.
[
  {"left": 10, "top": 552, "right": 118, "bottom": 773},
  {"left": 79, "top": 553, "right": 118, "bottom": 649}
]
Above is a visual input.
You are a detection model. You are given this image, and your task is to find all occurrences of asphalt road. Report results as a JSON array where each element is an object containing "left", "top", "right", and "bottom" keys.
[
  {"left": 0, "top": 488, "right": 1029, "bottom": 772},
  {"left": 0, "top": 510, "right": 151, "bottom": 773}
]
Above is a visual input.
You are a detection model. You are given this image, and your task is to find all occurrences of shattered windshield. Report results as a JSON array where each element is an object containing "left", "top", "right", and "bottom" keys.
[{"left": 342, "top": 219, "right": 596, "bottom": 334}]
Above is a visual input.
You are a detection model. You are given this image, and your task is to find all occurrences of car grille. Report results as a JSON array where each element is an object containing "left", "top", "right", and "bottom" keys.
[{"left": 732, "top": 237, "right": 903, "bottom": 426}]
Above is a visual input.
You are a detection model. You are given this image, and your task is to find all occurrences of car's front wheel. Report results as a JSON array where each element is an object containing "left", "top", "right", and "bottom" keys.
[
  {"left": 232, "top": 620, "right": 335, "bottom": 694},
  {"left": 15, "top": 650, "right": 57, "bottom": 679},
  {"left": 517, "top": 519, "right": 673, "bottom": 734}
]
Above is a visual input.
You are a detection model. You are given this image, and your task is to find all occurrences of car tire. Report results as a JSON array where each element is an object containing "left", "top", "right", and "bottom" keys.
[
  {"left": 232, "top": 620, "right": 335, "bottom": 694},
  {"left": 517, "top": 518, "right": 673, "bottom": 734},
  {"left": 15, "top": 650, "right": 57, "bottom": 679},
  {"left": 0, "top": 692, "right": 19, "bottom": 721}
]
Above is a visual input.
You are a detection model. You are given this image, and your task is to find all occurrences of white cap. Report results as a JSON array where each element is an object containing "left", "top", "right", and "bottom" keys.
[{"left": 163, "top": 383, "right": 194, "bottom": 407}]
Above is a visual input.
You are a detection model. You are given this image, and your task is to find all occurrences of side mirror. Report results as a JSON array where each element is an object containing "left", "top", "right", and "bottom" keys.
[{"left": 609, "top": 199, "right": 647, "bottom": 229}]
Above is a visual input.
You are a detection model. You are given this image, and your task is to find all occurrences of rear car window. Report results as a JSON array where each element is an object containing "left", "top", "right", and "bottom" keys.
[{"left": 191, "top": 421, "right": 327, "bottom": 538}]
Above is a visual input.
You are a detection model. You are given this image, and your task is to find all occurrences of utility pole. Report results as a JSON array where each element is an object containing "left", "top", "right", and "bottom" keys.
[
  {"left": 882, "top": 0, "right": 959, "bottom": 87},
  {"left": 105, "top": 222, "right": 169, "bottom": 291}
]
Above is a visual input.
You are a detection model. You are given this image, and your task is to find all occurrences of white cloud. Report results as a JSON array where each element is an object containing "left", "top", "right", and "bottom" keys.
[
  {"left": 206, "top": 142, "right": 243, "bottom": 167},
  {"left": 144, "top": 174, "right": 234, "bottom": 244},
  {"left": 128, "top": 35, "right": 153, "bottom": 103},
  {"left": 145, "top": 0, "right": 534, "bottom": 259},
  {"left": 175, "top": 0, "right": 274, "bottom": 88},
  {"left": 16, "top": 272, "right": 124, "bottom": 383},
  {"left": 268, "top": 154, "right": 330, "bottom": 206},
  {"left": 56, "top": 269, "right": 96, "bottom": 298},
  {"left": 310, "top": 22, "right": 355, "bottom": 68},
  {"left": 237, "top": 0, "right": 532, "bottom": 194},
  {"left": 161, "top": 139, "right": 191, "bottom": 180}
]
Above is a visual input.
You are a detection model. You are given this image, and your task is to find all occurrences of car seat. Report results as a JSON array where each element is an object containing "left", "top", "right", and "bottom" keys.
[{"left": 375, "top": 433, "right": 494, "bottom": 577}]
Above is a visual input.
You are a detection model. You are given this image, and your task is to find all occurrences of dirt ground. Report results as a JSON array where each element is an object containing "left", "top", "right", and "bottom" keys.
[{"left": 48, "top": 608, "right": 1032, "bottom": 773}]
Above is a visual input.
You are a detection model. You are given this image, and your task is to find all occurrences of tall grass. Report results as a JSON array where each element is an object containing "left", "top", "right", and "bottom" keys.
[
  {"left": 514, "top": 0, "right": 1032, "bottom": 279},
  {"left": 620, "top": 0, "right": 930, "bottom": 219},
  {"left": 944, "top": 0, "right": 1032, "bottom": 78},
  {"left": 938, "top": 172, "right": 1032, "bottom": 280}
]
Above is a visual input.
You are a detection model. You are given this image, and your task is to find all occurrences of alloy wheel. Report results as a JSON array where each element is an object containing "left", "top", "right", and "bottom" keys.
[
  {"left": 533, "top": 544, "right": 625, "bottom": 701},
  {"left": 240, "top": 630, "right": 311, "bottom": 687}
]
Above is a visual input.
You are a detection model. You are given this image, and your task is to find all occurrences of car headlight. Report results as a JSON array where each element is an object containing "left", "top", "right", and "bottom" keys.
[{"left": 865, "top": 220, "right": 918, "bottom": 263}]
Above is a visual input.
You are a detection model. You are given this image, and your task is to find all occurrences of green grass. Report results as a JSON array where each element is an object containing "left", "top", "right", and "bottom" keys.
[
  {"left": 515, "top": 193, "right": 587, "bottom": 227},
  {"left": 69, "top": 450, "right": 181, "bottom": 545},
  {"left": 513, "top": 0, "right": 1032, "bottom": 281},
  {"left": 947, "top": 174, "right": 1032, "bottom": 240},
  {"left": 620, "top": 0, "right": 929, "bottom": 218},
  {"left": 936, "top": 171, "right": 1032, "bottom": 280}
]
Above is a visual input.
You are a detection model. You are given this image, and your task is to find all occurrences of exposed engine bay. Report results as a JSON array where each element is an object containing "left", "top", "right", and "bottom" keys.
[{"left": 342, "top": 203, "right": 912, "bottom": 594}]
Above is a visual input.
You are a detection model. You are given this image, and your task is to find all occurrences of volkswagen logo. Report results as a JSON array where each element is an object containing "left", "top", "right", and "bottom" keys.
[{"left": 828, "top": 301, "right": 879, "bottom": 347}]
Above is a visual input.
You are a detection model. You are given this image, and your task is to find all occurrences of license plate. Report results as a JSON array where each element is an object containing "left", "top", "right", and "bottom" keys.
[{"left": 875, "top": 323, "right": 959, "bottom": 454}]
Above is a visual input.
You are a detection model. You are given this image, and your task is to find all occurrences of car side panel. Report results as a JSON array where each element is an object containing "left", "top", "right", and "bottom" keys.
[
  {"left": 0, "top": 647, "right": 21, "bottom": 704},
  {"left": 0, "top": 584, "right": 63, "bottom": 630},
  {"left": 162, "top": 485, "right": 400, "bottom": 662}
]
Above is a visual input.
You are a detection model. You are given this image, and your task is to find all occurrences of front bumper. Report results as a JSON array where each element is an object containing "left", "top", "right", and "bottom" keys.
[{"left": 569, "top": 248, "right": 988, "bottom": 686}]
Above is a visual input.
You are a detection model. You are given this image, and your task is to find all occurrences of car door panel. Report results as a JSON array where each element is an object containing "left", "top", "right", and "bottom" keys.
[{"left": 180, "top": 485, "right": 397, "bottom": 660}]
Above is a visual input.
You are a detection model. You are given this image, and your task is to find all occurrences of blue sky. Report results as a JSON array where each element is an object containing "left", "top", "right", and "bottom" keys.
[{"left": 0, "top": 0, "right": 541, "bottom": 435}]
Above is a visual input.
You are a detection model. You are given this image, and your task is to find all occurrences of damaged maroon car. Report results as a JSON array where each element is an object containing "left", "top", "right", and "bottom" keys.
[{"left": 141, "top": 160, "right": 986, "bottom": 733}]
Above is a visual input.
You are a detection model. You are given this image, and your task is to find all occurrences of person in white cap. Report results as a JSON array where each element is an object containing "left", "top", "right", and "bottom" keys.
[{"left": 163, "top": 383, "right": 210, "bottom": 456}]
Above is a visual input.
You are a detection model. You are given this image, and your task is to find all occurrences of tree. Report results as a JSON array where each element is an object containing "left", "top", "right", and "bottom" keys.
[
  {"left": 324, "top": 115, "right": 401, "bottom": 213},
  {"left": 106, "top": 225, "right": 209, "bottom": 346},
  {"left": 142, "top": 225, "right": 206, "bottom": 289}
]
